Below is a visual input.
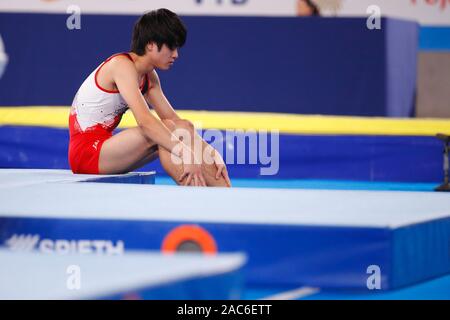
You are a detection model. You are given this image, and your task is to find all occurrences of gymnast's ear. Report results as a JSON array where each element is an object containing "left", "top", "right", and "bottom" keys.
[{"left": 146, "top": 42, "right": 156, "bottom": 53}]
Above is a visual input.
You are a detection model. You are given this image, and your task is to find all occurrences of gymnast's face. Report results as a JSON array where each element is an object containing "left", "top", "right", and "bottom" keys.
[
  {"left": 147, "top": 43, "right": 179, "bottom": 70},
  {"left": 297, "top": 0, "right": 315, "bottom": 16}
]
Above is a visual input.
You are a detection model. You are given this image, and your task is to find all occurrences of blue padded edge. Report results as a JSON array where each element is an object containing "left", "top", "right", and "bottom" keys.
[
  {"left": 0, "top": 216, "right": 392, "bottom": 289},
  {"left": 4, "top": 215, "right": 449, "bottom": 290},
  {"left": 391, "top": 217, "right": 450, "bottom": 289},
  {"left": 81, "top": 172, "right": 156, "bottom": 185},
  {"left": 0, "top": 125, "right": 443, "bottom": 183}
]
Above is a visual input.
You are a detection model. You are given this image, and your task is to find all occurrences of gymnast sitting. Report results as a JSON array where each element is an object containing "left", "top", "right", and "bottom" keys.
[{"left": 68, "top": 8, "right": 231, "bottom": 187}]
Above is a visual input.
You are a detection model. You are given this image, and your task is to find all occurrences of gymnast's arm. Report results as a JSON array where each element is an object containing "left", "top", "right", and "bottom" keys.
[
  {"left": 145, "top": 70, "right": 231, "bottom": 187},
  {"left": 111, "top": 57, "right": 184, "bottom": 157}
]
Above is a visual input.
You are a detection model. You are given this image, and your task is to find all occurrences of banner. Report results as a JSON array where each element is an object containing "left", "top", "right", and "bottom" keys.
[
  {"left": 0, "top": 0, "right": 296, "bottom": 16},
  {"left": 0, "top": 0, "right": 449, "bottom": 25},
  {"left": 328, "top": 0, "right": 450, "bottom": 26}
]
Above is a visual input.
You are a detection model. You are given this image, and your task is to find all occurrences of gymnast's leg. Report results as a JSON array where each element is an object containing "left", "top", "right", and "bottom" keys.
[{"left": 159, "top": 119, "right": 231, "bottom": 187}]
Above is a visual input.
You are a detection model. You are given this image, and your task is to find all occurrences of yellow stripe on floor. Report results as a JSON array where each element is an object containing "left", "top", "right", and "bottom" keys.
[{"left": 1, "top": 106, "right": 450, "bottom": 136}]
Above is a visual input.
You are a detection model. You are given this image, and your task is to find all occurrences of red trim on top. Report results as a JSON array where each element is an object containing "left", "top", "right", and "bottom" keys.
[{"left": 94, "top": 53, "right": 147, "bottom": 94}]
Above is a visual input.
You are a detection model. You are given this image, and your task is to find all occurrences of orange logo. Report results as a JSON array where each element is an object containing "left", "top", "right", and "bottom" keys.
[{"left": 161, "top": 225, "right": 218, "bottom": 255}]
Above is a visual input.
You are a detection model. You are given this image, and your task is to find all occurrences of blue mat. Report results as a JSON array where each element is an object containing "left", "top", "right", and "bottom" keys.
[
  {"left": 244, "top": 273, "right": 450, "bottom": 300},
  {"left": 0, "top": 250, "right": 245, "bottom": 300},
  {"left": 1, "top": 170, "right": 449, "bottom": 290},
  {"left": 156, "top": 176, "right": 437, "bottom": 191}
]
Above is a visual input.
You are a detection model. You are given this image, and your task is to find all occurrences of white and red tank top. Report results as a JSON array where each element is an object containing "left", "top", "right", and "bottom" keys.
[{"left": 69, "top": 53, "right": 150, "bottom": 138}]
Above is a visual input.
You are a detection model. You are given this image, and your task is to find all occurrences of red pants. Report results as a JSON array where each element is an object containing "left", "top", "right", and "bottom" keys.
[{"left": 68, "top": 132, "right": 111, "bottom": 174}]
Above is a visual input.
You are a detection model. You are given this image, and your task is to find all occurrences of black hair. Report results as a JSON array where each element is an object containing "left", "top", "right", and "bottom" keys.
[
  {"left": 305, "top": 0, "right": 320, "bottom": 16},
  {"left": 131, "top": 8, "right": 187, "bottom": 55}
]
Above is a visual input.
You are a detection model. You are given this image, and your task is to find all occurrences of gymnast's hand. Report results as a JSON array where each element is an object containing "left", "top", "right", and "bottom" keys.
[
  {"left": 179, "top": 149, "right": 207, "bottom": 187},
  {"left": 213, "top": 151, "right": 232, "bottom": 187}
]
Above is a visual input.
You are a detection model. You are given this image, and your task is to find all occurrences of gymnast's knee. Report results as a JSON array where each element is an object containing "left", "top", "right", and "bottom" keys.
[
  {"left": 173, "top": 119, "right": 195, "bottom": 132},
  {"left": 161, "top": 119, "right": 176, "bottom": 131},
  {"left": 164, "top": 119, "right": 196, "bottom": 142}
]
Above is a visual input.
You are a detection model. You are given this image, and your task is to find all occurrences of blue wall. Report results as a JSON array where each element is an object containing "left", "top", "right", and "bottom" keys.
[
  {"left": 0, "top": 13, "right": 418, "bottom": 117},
  {"left": 419, "top": 27, "right": 450, "bottom": 51}
]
